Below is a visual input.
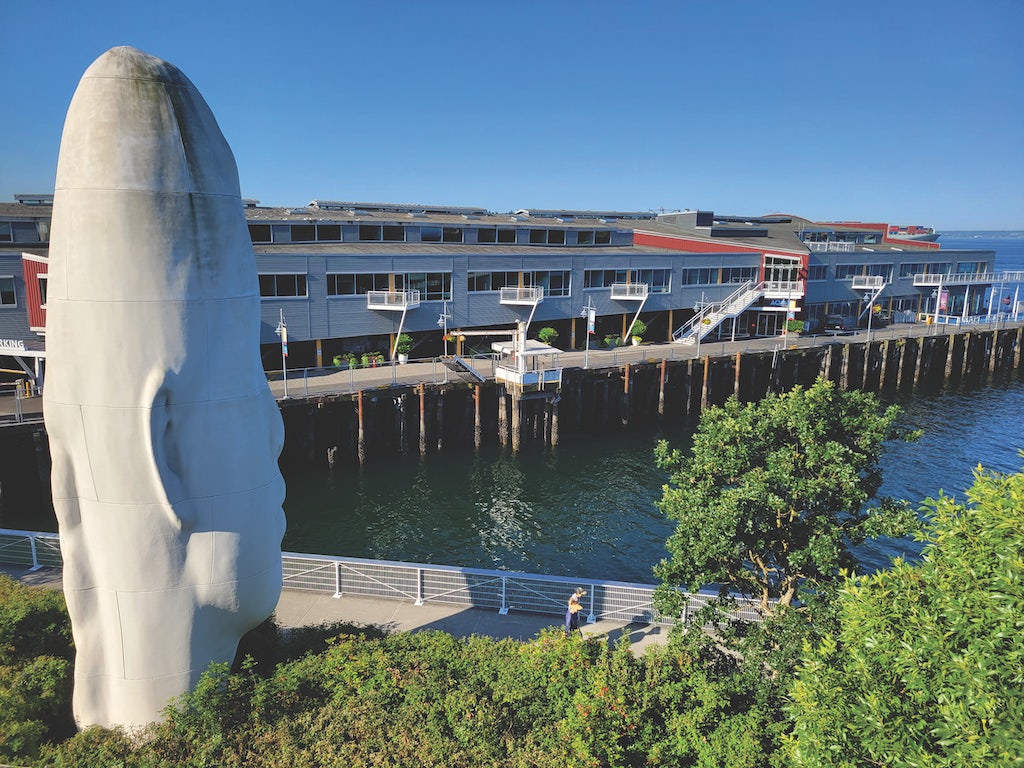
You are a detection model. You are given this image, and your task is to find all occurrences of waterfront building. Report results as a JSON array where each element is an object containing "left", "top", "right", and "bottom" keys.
[{"left": 0, "top": 193, "right": 1006, "bottom": 387}]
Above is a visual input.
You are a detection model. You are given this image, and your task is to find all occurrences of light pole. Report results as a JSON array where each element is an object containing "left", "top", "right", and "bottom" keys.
[
  {"left": 864, "top": 292, "right": 873, "bottom": 340},
  {"left": 437, "top": 301, "right": 451, "bottom": 355},
  {"left": 580, "top": 298, "right": 596, "bottom": 369},
  {"left": 275, "top": 308, "right": 289, "bottom": 399}
]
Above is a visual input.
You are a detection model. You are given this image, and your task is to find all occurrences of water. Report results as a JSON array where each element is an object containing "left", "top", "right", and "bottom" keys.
[{"left": 281, "top": 233, "right": 1024, "bottom": 582}]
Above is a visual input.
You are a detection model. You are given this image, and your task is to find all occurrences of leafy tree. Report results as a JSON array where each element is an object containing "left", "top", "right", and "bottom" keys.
[
  {"left": 654, "top": 378, "right": 916, "bottom": 616},
  {"left": 786, "top": 462, "right": 1024, "bottom": 767}
]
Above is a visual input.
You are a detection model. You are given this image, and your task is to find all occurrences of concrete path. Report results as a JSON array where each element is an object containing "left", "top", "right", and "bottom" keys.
[{"left": 1, "top": 563, "right": 671, "bottom": 654}]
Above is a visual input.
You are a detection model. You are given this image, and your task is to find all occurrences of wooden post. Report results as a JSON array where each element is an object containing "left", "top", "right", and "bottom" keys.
[
  {"left": 861, "top": 341, "right": 871, "bottom": 391},
  {"left": 473, "top": 384, "right": 482, "bottom": 449},
  {"left": 511, "top": 391, "right": 521, "bottom": 452},
  {"left": 988, "top": 331, "right": 998, "bottom": 375},
  {"left": 357, "top": 389, "right": 366, "bottom": 465},
  {"left": 436, "top": 388, "right": 445, "bottom": 452},
  {"left": 840, "top": 344, "right": 850, "bottom": 390},
  {"left": 895, "top": 341, "right": 906, "bottom": 390},
  {"left": 945, "top": 333, "right": 957, "bottom": 379},
  {"left": 700, "top": 357, "right": 710, "bottom": 413},
  {"left": 734, "top": 351, "right": 742, "bottom": 399},
  {"left": 418, "top": 383, "right": 427, "bottom": 456},
  {"left": 551, "top": 396, "right": 559, "bottom": 446},
  {"left": 913, "top": 338, "right": 925, "bottom": 388},
  {"left": 1015, "top": 327, "right": 1023, "bottom": 370},
  {"left": 622, "top": 362, "right": 631, "bottom": 427},
  {"left": 498, "top": 386, "right": 509, "bottom": 447},
  {"left": 658, "top": 358, "right": 666, "bottom": 417}
]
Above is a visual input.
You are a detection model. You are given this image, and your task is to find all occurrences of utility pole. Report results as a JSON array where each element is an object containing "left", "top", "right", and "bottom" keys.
[{"left": 275, "top": 308, "right": 289, "bottom": 399}]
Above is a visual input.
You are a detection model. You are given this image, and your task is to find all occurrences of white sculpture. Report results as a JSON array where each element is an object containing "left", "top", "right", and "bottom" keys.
[{"left": 43, "top": 46, "right": 286, "bottom": 729}]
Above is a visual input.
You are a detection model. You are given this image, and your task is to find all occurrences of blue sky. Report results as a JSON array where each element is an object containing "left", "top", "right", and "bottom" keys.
[{"left": 2, "top": 1, "right": 1022, "bottom": 229}]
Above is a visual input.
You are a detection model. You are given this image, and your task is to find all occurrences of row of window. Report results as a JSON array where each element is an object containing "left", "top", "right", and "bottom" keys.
[
  {"left": 805, "top": 262, "right": 981, "bottom": 281},
  {"left": 467, "top": 271, "right": 572, "bottom": 297},
  {"left": 246, "top": 222, "right": 614, "bottom": 246},
  {"left": 583, "top": 269, "right": 672, "bottom": 293},
  {"left": 0, "top": 221, "right": 49, "bottom": 244},
  {"left": 326, "top": 272, "right": 453, "bottom": 301}
]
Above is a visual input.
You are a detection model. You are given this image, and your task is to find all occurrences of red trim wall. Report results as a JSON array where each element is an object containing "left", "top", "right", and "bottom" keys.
[
  {"left": 634, "top": 231, "right": 772, "bottom": 254},
  {"left": 21, "top": 257, "right": 47, "bottom": 330}
]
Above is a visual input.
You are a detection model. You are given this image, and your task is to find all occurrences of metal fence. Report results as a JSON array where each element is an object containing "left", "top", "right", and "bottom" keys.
[{"left": 0, "top": 528, "right": 767, "bottom": 627}]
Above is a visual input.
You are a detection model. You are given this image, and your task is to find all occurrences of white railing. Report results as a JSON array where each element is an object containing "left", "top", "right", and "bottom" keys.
[
  {"left": 851, "top": 275, "right": 885, "bottom": 290},
  {"left": 806, "top": 241, "right": 856, "bottom": 252},
  {"left": 0, "top": 528, "right": 768, "bottom": 626},
  {"left": 499, "top": 286, "right": 544, "bottom": 304},
  {"left": 610, "top": 282, "right": 649, "bottom": 300},
  {"left": 366, "top": 290, "right": 421, "bottom": 309},
  {"left": 913, "top": 271, "right": 1024, "bottom": 287}
]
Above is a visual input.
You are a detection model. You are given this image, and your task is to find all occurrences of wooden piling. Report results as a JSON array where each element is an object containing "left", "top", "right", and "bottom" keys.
[
  {"left": 418, "top": 384, "right": 427, "bottom": 456},
  {"left": 945, "top": 333, "right": 956, "bottom": 378},
  {"left": 700, "top": 357, "right": 710, "bottom": 413},
  {"left": 734, "top": 351, "right": 742, "bottom": 399},
  {"left": 913, "top": 338, "right": 925, "bottom": 387},
  {"left": 1015, "top": 327, "right": 1023, "bottom": 370},
  {"left": 473, "top": 384, "right": 482, "bottom": 449},
  {"left": 622, "top": 363, "right": 631, "bottom": 426},
  {"left": 436, "top": 388, "right": 445, "bottom": 452},
  {"left": 840, "top": 344, "right": 850, "bottom": 389},
  {"left": 551, "top": 396, "right": 560, "bottom": 446},
  {"left": 498, "top": 386, "right": 509, "bottom": 447},
  {"left": 511, "top": 391, "right": 521, "bottom": 452},
  {"left": 357, "top": 389, "right": 366, "bottom": 465},
  {"left": 658, "top": 358, "right": 666, "bottom": 417}
]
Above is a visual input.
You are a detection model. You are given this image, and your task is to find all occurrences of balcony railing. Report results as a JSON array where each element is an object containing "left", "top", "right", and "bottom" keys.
[
  {"left": 610, "top": 282, "right": 649, "bottom": 300},
  {"left": 499, "top": 286, "right": 544, "bottom": 305},
  {"left": 851, "top": 275, "right": 886, "bottom": 290},
  {"left": 366, "top": 290, "right": 421, "bottom": 310}
]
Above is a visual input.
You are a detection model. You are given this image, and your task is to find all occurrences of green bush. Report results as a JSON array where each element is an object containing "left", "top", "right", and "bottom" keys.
[
  {"left": 0, "top": 574, "right": 76, "bottom": 762},
  {"left": 537, "top": 326, "right": 558, "bottom": 345}
]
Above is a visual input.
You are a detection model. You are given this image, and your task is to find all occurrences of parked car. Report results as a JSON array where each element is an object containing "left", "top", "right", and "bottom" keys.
[{"left": 824, "top": 314, "right": 859, "bottom": 333}]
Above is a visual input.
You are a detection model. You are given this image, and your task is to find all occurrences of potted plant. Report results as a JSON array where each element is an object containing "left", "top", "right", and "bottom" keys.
[
  {"left": 537, "top": 326, "right": 559, "bottom": 346},
  {"left": 629, "top": 319, "right": 647, "bottom": 345},
  {"left": 361, "top": 352, "right": 371, "bottom": 368},
  {"left": 347, "top": 353, "right": 359, "bottom": 369},
  {"left": 332, "top": 354, "right": 345, "bottom": 369},
  {"left": 786, "top": 319, "right": 805, "bottom": 334},
  {"left": 395, "top": 333, "right": 413, "bottom": 364}
]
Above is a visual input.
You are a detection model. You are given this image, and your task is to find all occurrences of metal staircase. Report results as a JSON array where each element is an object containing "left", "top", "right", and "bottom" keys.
[
  {"left": 440, "top": 354, "right": 486, "bottom": 382},
  {"left": 673, "top": 281, "right": 765, "bottom": 345}
]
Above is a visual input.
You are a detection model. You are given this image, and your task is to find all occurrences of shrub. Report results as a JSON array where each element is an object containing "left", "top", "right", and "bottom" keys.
[{"left": 536, "top": 326, "right": 559, "bottom": 345}]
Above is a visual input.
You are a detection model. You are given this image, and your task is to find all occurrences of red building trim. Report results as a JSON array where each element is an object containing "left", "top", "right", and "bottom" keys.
[{"left": 21, "top": 254, "right": 47, "bottom": 332}]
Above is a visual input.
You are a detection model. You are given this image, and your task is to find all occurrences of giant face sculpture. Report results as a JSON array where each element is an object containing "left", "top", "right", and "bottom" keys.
[{"left": 43, "top": 46, "right": 286, "bottom": 729}]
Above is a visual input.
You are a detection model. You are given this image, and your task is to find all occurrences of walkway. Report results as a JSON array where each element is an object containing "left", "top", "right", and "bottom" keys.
[{"left": 0, "top": 563, "right": 671, "bottom": 653}]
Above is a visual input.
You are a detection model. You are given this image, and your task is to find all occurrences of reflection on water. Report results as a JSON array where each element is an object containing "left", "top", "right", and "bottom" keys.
[{"left": 283, "top": 376, "right": 1024, "bottom": 583}]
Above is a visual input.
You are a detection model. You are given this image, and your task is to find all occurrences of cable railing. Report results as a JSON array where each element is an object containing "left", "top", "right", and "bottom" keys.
[{"left": 0, "top": 528, "right": 769, "bottom": 627}]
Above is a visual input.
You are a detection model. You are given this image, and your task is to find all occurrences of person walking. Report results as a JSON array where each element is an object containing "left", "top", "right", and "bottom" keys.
[{"left": 564, "top": 587, "right": 586, "bottom": 636}]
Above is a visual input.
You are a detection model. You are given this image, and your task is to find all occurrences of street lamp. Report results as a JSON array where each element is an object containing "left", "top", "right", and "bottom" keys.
[
  {"left": 274, "top": 308, "right": 289, "bottom": 399},
  {"left": 863, "top": 292, "right": 873, "bottom": 340},
  {"left": 580, "top": 298, "right": 596, "bottom": 369}
]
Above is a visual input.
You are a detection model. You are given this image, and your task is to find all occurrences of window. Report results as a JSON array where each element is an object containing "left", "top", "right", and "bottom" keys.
[
  {"left": 359, "top": 225, "right": 382, "bottom": 241},
  {"left": 835, "top": 264, "right": 863, "bottom": 280},
  {"left": 584, "top": 269, "right": 628, "bottom": 288},
  {"left": 866, "top": 263, "right": 893, "bottom": 281},
  {"left": 720, "top": 266, "right": 759, "bottom": 284},
  {"left": 442, "top": 227, "right": 463, "bottom": 243},
  {"left": 248, "top": 224, "right": 272, "bottom": 243},
  {"left": 476, "top": 227, "right": 516, "bottom": 244},
  {"left": 808, "top": 264, "right": 828, "bottom": 281},
  {"left": 355, "top": 273, "right": 391, "bottom": 293},
  {"left": 529, "top": 229, "right": 547, "bottom": 245},
  {"left": 0, "top": 223, "right": 11, "bottom": 243},
  {"left": 468, "top": 271, "right": 519, "bottom": 292},
  {"left": 899, "top": 262, "right": 925, "bottom": 278},
  {"left": 258, "top": 273, "right": 307, "bottom": 298},
  {"left": 383, "top": 225, "right": 405, "bottom": 242},
  {"left": 396, "top": 272, "right": 451, "bottom": 300},
  {"left": 576, "top": 230, "right": 594, "bottom": 245},
  {"left": 0, "top": 276, "right": 15, "bottom": 306},
  {"left": 11, "top": 222, "right": 40, "bottom": 243},
  {"left": 956, "top": 261, "right": 984, "bottom": 274},
  {"left": 290, "top": 224, "right": 316, "bottom": 242},
  {"left": 681, "top": 268, "right": 718, "bottom": 285},
  {"left": 594, "top": 231, "right": 611, "bottom": 245},
  {"left": 524, "top": 270, "right": 571, "bottom": 297},
  {"left": 635, "top": 268, "right": 671, "bottom": 293},
  {"left": 326, "top": 274, "right": 355, "bottom": 295},
  {"left": 272, "top": 224, "right": 292, "bottom": 243},
  {"left": 318, "top": 224, "right": 342, "bottom": 241},
  {"left": 38, "top": 275, "right": 48, "bottom": 307},
  {"left": 547, "top": 229, "right": 565, "bottom": 245},
  {"left": 421, "top": 226, "right": 442, "bottom": 242}
]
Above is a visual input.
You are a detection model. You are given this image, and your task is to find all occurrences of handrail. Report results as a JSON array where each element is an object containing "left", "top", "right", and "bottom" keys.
[
  {"left": 673, "top": 280, "right": 758, "bottom": 340},
  {"left": 0, "top": 528, "right": 771, "bottom": 625}
]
